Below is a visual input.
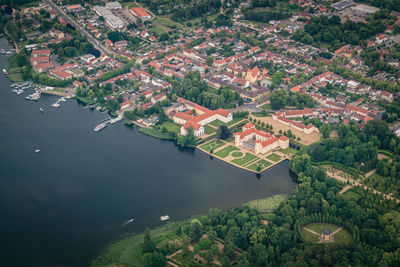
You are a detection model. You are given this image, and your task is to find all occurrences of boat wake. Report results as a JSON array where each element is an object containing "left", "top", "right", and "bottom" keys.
[{"left": 121, "top": 218, "right": 134, "bottom": 228}]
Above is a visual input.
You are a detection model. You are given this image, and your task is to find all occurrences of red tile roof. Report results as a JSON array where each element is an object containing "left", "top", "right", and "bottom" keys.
[{"left": 130, "top": 7, "right": 150, "bottom": 18}]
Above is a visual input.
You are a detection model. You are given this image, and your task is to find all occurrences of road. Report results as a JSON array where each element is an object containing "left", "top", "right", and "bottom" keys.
[{"left": 44, "top": 0, "right": 112, "bottom": 57}]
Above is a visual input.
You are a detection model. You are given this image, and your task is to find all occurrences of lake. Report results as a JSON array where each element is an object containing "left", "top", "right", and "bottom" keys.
[{"left": 0, "top": 38, "right": 296, "bottom": 267}]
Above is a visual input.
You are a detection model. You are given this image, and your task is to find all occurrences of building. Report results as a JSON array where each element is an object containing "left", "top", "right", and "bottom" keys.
[
  {"left": 332, "top": 0, "right": 355, "bottom": 11},
  {"left": 273, "top": 112, "right": 319, "bottom": 134},
  {"left": 65, "top": 4, "right": 84, "bottom": 13},
  {"left": 320, "top": 229, "right": 333, "bottom": 242},
  {"left": 31, "top": 49, "right": 51, "bottom": 58},
  {"left": 105, "top": 1, "right": 122, "bottom": 10},
  {"left": 169, "top": 97, "right": 232, "bottom": 137},
  {"left": 130, "top": 7, "right": 151, "bottom": 19},
  {"left": 33, "top": 62, "right": 54, "bottom": 73},
  {"left": 380, "top": 91, "right": 393, "bottom": 102},
  {"left": 93, "top": 6, "right": 124, "bottom": 30},
  {"left": 234, "top": 123, "right": 289, "bottom": 154}
]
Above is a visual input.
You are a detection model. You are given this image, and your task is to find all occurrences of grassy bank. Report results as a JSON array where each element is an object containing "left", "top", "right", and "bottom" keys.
[
  {"left": 91, "top": 222, "right": 185, "bottom": 267},
  {"left": 244, "top": 194, "right": 288, "bottom": 213},
  {"left": 139, "top": 126, "right": 175, "bottom": 140}
]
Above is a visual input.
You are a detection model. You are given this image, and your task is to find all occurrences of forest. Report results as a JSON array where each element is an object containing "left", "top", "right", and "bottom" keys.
[
  {"left": 169, "top": 71, "right": 243, "bottom": 110},
  {"left": 269, "top": 89, "right": 317, "bottom": 110},
  {"left": 292, "top": 15, "right": 385, "bottom": 50}
]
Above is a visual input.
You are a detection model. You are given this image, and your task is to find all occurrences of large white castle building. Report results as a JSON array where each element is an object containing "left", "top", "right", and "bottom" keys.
[{"left": 235, "top": 123, "right": 289, "bottom": 154}]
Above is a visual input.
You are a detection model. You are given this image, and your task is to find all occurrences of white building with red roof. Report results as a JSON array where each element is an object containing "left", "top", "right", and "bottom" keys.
[
  {"left": 130, "top": 7, "right": 151, "bottom": 19},
  {"left": 234, "top": 123, "right": 289, "bottom": 154},
  {"left": 170, "top": 97, "right": 232, "bottom": 137},
  {"left": 272, "top": 112, "right": 319, "bottom": 134}
]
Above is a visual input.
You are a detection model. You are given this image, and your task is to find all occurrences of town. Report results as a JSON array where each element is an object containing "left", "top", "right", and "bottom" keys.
[{"left": 1, "top": 0, "right": 400, "bottom": 266}]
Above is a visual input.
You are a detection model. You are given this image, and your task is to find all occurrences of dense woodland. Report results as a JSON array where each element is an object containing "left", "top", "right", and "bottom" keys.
[
  {"left": 269, "top": 89, "right": 317, "bottom": 110},
  {"left": 311, "top": 120, "right": 400, "bottom": 172},
  {"left": 169, "top": 71, "right": 243, "bottom": 110}
]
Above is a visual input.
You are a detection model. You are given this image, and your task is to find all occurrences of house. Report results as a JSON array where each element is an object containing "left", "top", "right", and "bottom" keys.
[
  {"left": 49, "top": 29, "right": 64, "bottom": 40},
  {"left": 81, "top": 54, "right": 95, "bottom": 63},
  {"left": 130, "top": 7, "right": 151, "bottom": 19},
  {"left": 234, "top": 123, "right": 289, "bottom": 155},
  {"left": 33, "top": 62, "right": 54, "bottom": 73},
  {"left": 66, "top": 4, "right": 84, "bottom": 13},
  {"left": 380, "top": 91, "right": 393, "bottom": 102},
  {"left": 171, "top": 97, "right": 232, "bottom": 137},
  {"left": 31, "top": 49, "right": 51, "bottom": 58},
  {"left": 272, "top": 112, "right": 319, "bottom": 134},
  {"left": 376, "top": 34, "right": 386, "bottom": 44},
  {"left": 30, "top": 56, "right": 49, "bottom": 66}
]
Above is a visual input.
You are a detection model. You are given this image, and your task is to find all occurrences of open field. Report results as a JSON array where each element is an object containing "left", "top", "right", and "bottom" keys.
[
  {"left": 252, "top": 116, "right": 321, "bottom": 145},
  {"left": 266, "top": 153, "right": 281, "bottom": 162},
  {"left": 231, "top": 152, "right": 258, "bottom": 166},
  {"left": 247, "top": 159, "right": 272, "bottom": 171},
  {"left": 245, "top": 194, "right": 288, "bottom": 212},
  {"left": 278, "top": 147, "right": 298, "bottom": 155},
  {"left": 300, "top": 228, "right": 319, "bottom": 243},
  {"left": 204, "top": 125, "right": 217, "bottom": 135},
  {"left": 200, "top": 139, "right": 225, "bottom": 152},
  {"left": 333, "top": 228, "right": 353, "bottom": 245},
  {"left": 214, "top": 145, "right": 239, "bottom": 158}
]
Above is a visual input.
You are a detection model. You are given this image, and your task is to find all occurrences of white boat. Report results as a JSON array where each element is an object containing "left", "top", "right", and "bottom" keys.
[
  {"left": 6, "top": 51, "right": 12, "bottom": 54},
  {"left": 110, "top": 116, "right": 122, "bottom": 124},
  {"left": 51, "top": 103, "right": 60, "bottom": 108},
  {"left": 3, "top": 68, "right": 7, "bottom": 74},
  {"left": 35, "top": 149, "right": 40, "bottom": 153},
  {"left": 160, "top": 215, "right": 170, "bottom": 222},
  {"left": 40, "top": 108, "right": 44, "bottom": 113},
  {"left": 59, "top": 97, "right": 66, "bottom": 102},
  {"left": 94, "top": 123, "right": 107, "bottom": 132}
]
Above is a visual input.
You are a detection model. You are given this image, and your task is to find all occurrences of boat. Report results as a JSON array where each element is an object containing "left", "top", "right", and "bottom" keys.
[
  {"left": 6, "top": 51, "right": 13, "bottom": 54},
  {"left": 110, "top": 116, "right": 123, "bottom": 124},
  {"left": 3, "top": 68, "right": 7, "bottom": 74},
  {"left": 59, "top": 97, "right": 66, "bottom": 102},
  {"left": 35, "top": 149, "right": 40, "bottom": 153},
  {"left": 94, "top": 123, "right": 107, "bottom": 132},
  {"left": 40, "top": 108, "right": 44, "bottom": 113},
  {"left": 51, "top": 103, "right": 60, "bottom": 108},
  {"left": 25, "top": 96, "right": 32, "bottom": 100},
  {"left": 160, "top": 215, "right": 170, "bottom": 222},
  {"left": 121, "top": 219, "right": 134, "bottom": 227}
]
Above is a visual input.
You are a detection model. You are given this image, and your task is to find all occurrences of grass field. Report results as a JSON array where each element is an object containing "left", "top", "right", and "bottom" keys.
[
  {"left": 7, "top": 72, "right": 23, "bottom": 82},
  {"left": 231, "top": 153, "right": 258, "bottom": 166},
  {"left": 139, "top": 126, "right": 173, "bottom": 140},
  {"left": 261, "top": 103, "right": 271, "bottom": 110},
  {"left": 91, "top": 222, "right": 184, "bottom": 267},
  {"left": 278, "top": 147, "right": 298, "bottom": 155},
  {"left": 300, "top": 228, "right": 319, "bottom": 243},
  {"left": 209, "top": 119, "right": 225, "bottom": 128},
  {"left": 333, "top": 228, "right": 353, "bottom": 245},
  {"left": 342, "top": 190, "right": 361, "bottom": 202},
  {"left": 306, "top": 223, "right": 339, "bottom": 233},
  {"left": 245, "top": 194, "right": 287, "bottom": 212},
  {"left": 247, "top": 159, "right": 272, "bottom": 171},
  {"left": 158, "top": 121, "right": 180, "bottom": 133},
  {"left": 266, "top": 153, "right": 281, "bottom": 162},
  {"left": 214, "top": 145, "right": 239, "bottom": 158},
  {"left": 200, "top": 139, "right": 225, "bottom": 152},
  {"left": 204, "top": 125, "right": 217, "bottom": 135},
  {"left": 209, "top": 117, "right": 243, "bottom": 128},
  {"left": 231, "top": 151, "right": 243, "bottom": 158}
]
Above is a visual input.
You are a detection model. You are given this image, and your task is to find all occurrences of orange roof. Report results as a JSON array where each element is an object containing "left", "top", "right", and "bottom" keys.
[
  {"left": 183, "top": 120, "right": 202, "bottom": 130},
  {"left": 33, "top": 62, "right": 53, "bottom": 69},
  {"left": 290, "top": 85, "right": 301, "bottom": 92},
  {"left": 32, "top": 49, "right": 51, "bottom": 56},
  {"left": 284, "top": 108, "right": 313, "bottom": 117},
  {"left": 67, "top": 4, "right": 81, "bottom": 9},
  {"left": 130, "top": 7, "right": 150, "bottom": 18}
]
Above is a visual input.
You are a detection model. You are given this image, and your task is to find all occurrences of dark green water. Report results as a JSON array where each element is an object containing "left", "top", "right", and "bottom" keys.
[{"left": 0, "top": 38, "right": 296, "bottom": 267}]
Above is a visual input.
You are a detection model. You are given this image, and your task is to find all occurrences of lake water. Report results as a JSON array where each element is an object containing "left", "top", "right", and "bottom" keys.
[{"left": 0, "top": 38, "right": 296, "bottom": 267}]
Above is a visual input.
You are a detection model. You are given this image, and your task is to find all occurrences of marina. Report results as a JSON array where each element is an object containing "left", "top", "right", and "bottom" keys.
[{"left": 94, "top": 115, "right": 123, "bottom": 131}]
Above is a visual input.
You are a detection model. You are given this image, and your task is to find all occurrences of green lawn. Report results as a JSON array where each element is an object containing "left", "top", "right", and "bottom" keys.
[
  {"left": 278, "top": 147, "right": 298, "bottom": 155},
  {"left": 231, "top": 153, "right": 259, "bottom": 166},
  {"left": 159, "top": 121, "right": 181, "bottom": 134},
  {"left": 247, "top": 159, "right": 272, "bottom": 171},
  {"left": 139, "top": 126, "right": 174, "bottom": 140},
  {"left": 204, "top": 125, "right": 217, "bottom": 135},
  {"left": 245, "top": 194, "right": 288, "bottom": 212},
  {"left": 300, "top": 228, "right": 319, "bottom": 243},
  {"left": 231, "top": 151, "right": 243, "bottom": 158},
  {"left": 209, "top": 119, "right": 225, "bottom": 128},
  {"left": 200, "top": 139, "right": 225, "bottom": 152},
  {"left": 333, "top": 228, "right": 353, "bottom": 245},
  {"left": 209, "top": 117, "right": 243, "bottom": 128},
  {"left": 306, "top": 223, "right": 339, "bottom": 234},
  {"left": 266, "top": 153, "right": 281, "bottom": 162},
  {"left": 214, "top": 145, "right": 239, "bottom": 158},
  {"left": 7, "top": 72, "right": 23, "bottom": 82},
  {"left": 342, "top": 190, "right": 361, "bottom": 202},
  {"left": 261, "top": 103, "right": 271, "bottom": 110}
]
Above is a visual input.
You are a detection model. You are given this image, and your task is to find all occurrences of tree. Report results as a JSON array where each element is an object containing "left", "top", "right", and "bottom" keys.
[
  {"left": 320, "top": 124, "right": 331, "bottom": 138},
  {"left": 159, "top": 32, "right": 169, "bottom": 41},
  {"left": 142, "top": 229, "right": 156, "bottom": 254},
  {"left": 189, "top": 219, "right": 203, "bottom": 242},
  {"left": 217, "top": 125, "right": 231, "bottom": 140},
  {"left": 106, "top": 99, "right": 120, "bottom": 113},
  {"left": 269, "top": 89, "right": 287, "bottom": 109},
  {"left": 205, "top": 56, "right": 214, "bottom": 66},
  {"left": 142, "top": 251, "right": 165, "bottom": 267}
]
